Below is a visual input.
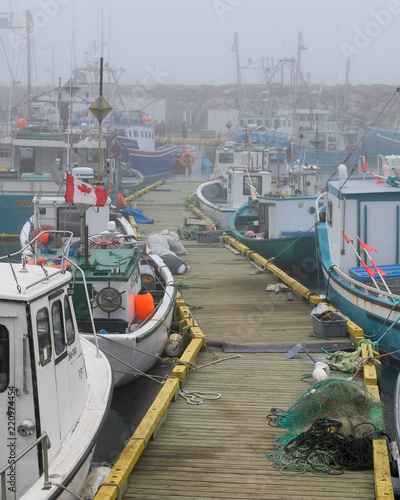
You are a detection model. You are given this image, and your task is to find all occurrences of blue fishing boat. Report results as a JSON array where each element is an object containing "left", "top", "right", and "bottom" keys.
[
  {"left": 316, "top": 154, "right": 400, "bottom": 365},
  {"left": 367, "top": 126, "right": 400, "bottom": 157},
  {"left": 115, "top": 112, "right": 178, "bottom": 180}
]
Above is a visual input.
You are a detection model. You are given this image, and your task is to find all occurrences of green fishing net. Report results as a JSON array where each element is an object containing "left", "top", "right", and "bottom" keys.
[{"left": 267, "top": 378, "right": 385, "bottom": 474}]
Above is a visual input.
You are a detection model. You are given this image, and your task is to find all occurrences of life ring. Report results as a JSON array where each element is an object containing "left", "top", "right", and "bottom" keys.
[
  {"left": 327, "top": 143, "right": 336, "bottom": 151},
  {"left": 27, "top": 257, "right": 71, "bottom": 269},
  {"left": 27, "top": 257, "right": 46, "bottom": 265},
  {"left": 88, "top": 235, "right": 121, "bottom": 249},
  {"left": 179, "top": 153, "right": 194, "bottom": 168}
]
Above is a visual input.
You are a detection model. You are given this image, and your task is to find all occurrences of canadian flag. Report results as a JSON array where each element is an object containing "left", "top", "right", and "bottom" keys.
[{"left": 65, "top": 173, "right": 108, "bottom": 206}]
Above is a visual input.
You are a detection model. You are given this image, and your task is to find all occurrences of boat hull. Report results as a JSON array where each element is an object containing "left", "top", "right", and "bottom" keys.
[
  {"left": 233, "top": 231, "right": 318, "bottom": 272},
  {"left": 318, "top": 223, "right": 400, "bottom": 366},
  {"left": 197, "top": 198, "right": 233, "bottom": 231},
  {"left": 122, "top": 146, "right": 178, "bottom": 177}
]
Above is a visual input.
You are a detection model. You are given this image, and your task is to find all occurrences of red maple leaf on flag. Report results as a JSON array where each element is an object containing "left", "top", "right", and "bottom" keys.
[{"left": 78, "top": 183, "right": 93, "bottom": 195}]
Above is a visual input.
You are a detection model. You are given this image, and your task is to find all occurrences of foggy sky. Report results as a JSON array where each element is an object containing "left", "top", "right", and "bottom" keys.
[{"left": 1, "top": 0, "right": 399, "bottom": 90}]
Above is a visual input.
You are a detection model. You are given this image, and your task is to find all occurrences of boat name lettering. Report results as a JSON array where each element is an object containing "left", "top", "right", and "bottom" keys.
[
  {"left": 15, "top": 200, "right": 33, "bottom": 208},
  {"left": 68, "top": 346, "right": 77, "bottom": 361},
  {"left": 7, "top": 387, "right": 16, "bottom": 491}
]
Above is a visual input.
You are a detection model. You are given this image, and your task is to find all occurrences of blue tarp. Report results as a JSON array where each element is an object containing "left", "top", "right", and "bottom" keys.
[{"left": 121, "top": 208, "right": 154, "bottom": 224}]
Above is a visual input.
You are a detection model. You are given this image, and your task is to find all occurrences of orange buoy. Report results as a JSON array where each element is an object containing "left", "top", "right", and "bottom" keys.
[
  {"left": 135, "top": 288, "right": 155, "bottom": 321},
  {"left": 38, "top": 232, "right": 53, "bottom": 244}
]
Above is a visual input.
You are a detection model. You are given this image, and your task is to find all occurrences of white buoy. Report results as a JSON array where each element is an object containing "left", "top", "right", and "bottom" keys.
[
  {"left": 165, "top": 333, "right": 184, "bottom": 357},
  {"left": 81, "top": 466, "right": 111, "bottom": 500},
  {"left": 312, "top": 362, "right": 330, "bottom": 382}
]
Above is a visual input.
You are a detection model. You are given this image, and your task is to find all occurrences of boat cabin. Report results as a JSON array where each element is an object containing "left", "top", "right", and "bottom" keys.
[
  {"left": 0, "top": 261, "right": 111, "bottom": 498},
  {"left": 320, "top": 161, "right": 400, "bottom": 277}
]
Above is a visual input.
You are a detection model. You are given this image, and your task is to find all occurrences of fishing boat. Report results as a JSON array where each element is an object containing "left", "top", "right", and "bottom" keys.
[
  {"left": 211, "top": 139, "right": 290, "bottom": 186},
  {"left": 315, "top": 154, "right": 400, "bottom": 364},
  {"left": 230, "top": 190, "right": 319, "bottom": 272},
  {"left": 20, "top": 169, "right": 176, "bottom": 387},
  {"left": 114, "top": 111, "right": 178, "bottom": 181},
  {"left": 367, "top": 126, "right": 400, "bottom": 157},
  {"left": 236, "top": 110, "right": 361, "bottom": 168},
  {"left": 0, "top": 234, "right": 113, "bottom": 499},
  {"left": 196, "top": 167, "right": 272, "bottom": 231},
  {"left": 0, "top": 120, "right": 116, "bottom": 239}
]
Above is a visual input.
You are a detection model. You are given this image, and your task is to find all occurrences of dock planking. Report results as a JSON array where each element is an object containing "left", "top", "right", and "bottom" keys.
[{"left": 120, "top": 181, "right": 377, "bottom": 499}]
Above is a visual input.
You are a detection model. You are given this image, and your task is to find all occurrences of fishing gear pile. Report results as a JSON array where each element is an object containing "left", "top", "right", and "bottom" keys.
[{"left": 267, "top": 378, "right": 385, "bottom": 474}]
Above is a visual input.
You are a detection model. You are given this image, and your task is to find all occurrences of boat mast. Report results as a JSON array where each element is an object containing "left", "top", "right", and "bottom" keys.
[
  {"left": 233, "top": 33, "right": 243, "bottom": 115},
  {"left": 342, "top": 57, "right": 350, "bottom": 126},
  {"left": 26, "top": 10, "right": 33, "bottom": 120}
]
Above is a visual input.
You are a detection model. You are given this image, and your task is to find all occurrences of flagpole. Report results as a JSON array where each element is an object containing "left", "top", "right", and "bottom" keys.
[
  {"left": 357, "top": 236, "right": 392, "bottom": 294},
  {"left": 98, "top": 57, "right": 103, "bottom": 186},
  {"left": 343, "top": 232, "right": 380, "bottom": 291}
]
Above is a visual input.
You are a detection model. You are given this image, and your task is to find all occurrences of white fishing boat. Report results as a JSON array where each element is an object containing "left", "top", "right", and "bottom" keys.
[
  {"left": 20, "top": 169, "right": 176, "bottom": 387},
  {"left": 0, "top": 234, "right": 113, "bottom": 499},
  {"left": 316, "top": 154, "right": 400, "bottom": 364},
  {"left": 196, "top": 167, "right": 272, "bottom": 231},
  {"left": 197, "top": 154, "right": 318, "bottom": 231}
]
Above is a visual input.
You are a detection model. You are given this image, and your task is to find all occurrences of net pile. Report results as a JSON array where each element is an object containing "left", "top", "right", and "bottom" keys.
[{"left": 267, "top": 378, "right": 385, "bottom": 474}]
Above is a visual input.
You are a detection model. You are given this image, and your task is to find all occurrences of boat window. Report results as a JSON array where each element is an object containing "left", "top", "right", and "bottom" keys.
[
  {"left": 134, "top": 130, "right": 138, "bottom": 138},
  {"left": 218, "top": 152, "right": 234, "bottom": 164},
  {"left": 287, "top": 120, "right": 291, "bottom": 126},
  {"left": 52, "top": 300, "right": 65, "bottom": 355},
  {"left": 327, "top": 136, "right": 336, "bottom": 143},
  {"left": 327, "top": 200, "right": 333, "bottom": 227},
  {"left": 0, "top": 325, "right": 9, "bottom": 391},
  {"left": 140, "top": 131, "right": 144, "bottom": 138},
  {"left": 57, "top": 207, "right": 81, "bottom": 237},
  {"left": 129, "top": 130, "right": 132, "bottom": 138},
  {"left": 37, "top": 308, "right": 52, "bottom": 366},
  {"left": 0, "top": 148, "right": 11, "bottom": 158},
  {"left": 145, "top": 132, "right": 148, "bottom": 138},
  {"left": 64, "top": 297, "right": 76, "bottom": 346},
  {"left": 87, "top": 149, "right": 99, "bottom": 163},
  {"left": 116, "top": 128, "right": 126, "bottom": 137},
  {"left": 243, "top": 176, "right": 262, "bottom": 195}
]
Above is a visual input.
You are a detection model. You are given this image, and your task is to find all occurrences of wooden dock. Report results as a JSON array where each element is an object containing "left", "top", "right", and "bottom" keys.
[{"left": 95, "top": 180, "right": 392, "bottom": 500}]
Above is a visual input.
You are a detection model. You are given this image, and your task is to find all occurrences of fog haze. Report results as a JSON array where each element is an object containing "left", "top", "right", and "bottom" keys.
[{"left": 1, "top": 0, "right": 399, "bottom": 89}]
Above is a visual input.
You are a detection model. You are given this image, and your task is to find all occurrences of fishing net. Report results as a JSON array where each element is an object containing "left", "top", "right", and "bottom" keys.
[{"left": 267, "top": 378, "right": 386, "bottom": 474}]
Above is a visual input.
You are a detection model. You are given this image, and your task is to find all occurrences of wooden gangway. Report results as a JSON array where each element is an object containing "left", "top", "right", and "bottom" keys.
[{"left": 95, "top": 180, "right": 392, "bottom": 500}]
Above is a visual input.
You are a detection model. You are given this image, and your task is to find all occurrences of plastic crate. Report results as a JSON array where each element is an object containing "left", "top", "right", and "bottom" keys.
[
  {"left": 197, "top": 230, "right": 223, "bottom": 243},
  {"left": 311, "top": 312, "right": 347, "bottom": 338}
]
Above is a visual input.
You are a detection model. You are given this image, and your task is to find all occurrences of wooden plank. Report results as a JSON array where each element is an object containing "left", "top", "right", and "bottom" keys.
[{"left": 94, "top": 181, "right": 390, "bottom": 500}]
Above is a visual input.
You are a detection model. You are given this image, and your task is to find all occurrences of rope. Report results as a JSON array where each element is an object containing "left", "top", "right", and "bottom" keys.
[
  {"left": 268, "top": 418, "right": 378, "bottom": 474},
  {"left": 178, "top": 223, "right": 204, "bottom": 240}
]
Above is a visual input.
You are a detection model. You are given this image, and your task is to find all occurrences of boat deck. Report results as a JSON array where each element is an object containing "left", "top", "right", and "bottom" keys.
[{"left": 95, "top": 180, "right": 387, "bottom": 500}]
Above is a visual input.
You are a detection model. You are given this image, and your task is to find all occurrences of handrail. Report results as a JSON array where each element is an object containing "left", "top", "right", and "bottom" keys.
[
  {"left": 315, "top": 191, "right": 326, "bottom": 222},
  {"left": 0, "top": 432, "right": 50, "bottom": 499},
  {"left": 329, "top": 264, "right": 400, "bottom": 302}
]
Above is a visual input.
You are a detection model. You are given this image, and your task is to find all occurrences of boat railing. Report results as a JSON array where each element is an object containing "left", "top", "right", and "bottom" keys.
[
  {"left": 331, "top": 264, "right": 400, "bottom": 302},
  {"left": 0, "top": 432, "right": 50, "bottom": 499},
  {"left": 315, "top": 191, "right": 326, "bottom": 222},
  {"left": 0, "top": 230, "right": 74, "bottom": 278}
]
